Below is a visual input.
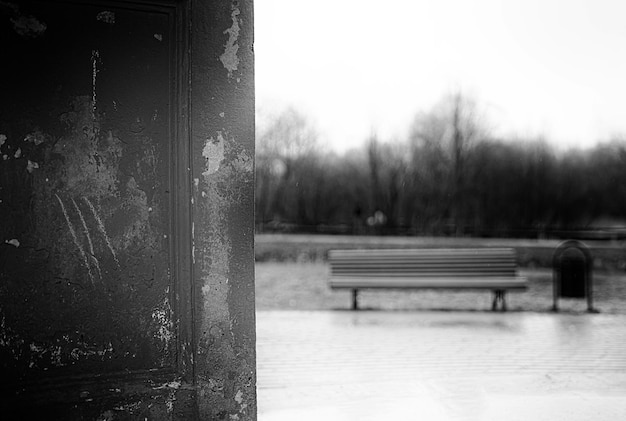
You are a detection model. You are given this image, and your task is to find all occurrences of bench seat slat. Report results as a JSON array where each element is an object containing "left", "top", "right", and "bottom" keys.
[
  {"left": 331, "top": 264, "right": 517, "bottom": 270},
  {"left": 332, "top": 273, "right": 517, "bottom": 279},
  {"left": 329, "top": 249, "right": 515, "bottom": 257},
  {"left": 329, "top": 276, "right": 528, "bottom": 290}
]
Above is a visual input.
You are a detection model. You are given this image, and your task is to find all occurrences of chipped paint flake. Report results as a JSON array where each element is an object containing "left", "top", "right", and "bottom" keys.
[
  {"left": 14, "top": 148, "right": 21, "bottom": 158},
  {"left": 11, "top": 15, "right": 47, "bottom": 38},
  {"left": 154, "top": 33, "right": 163, "bottom": 41},
  {"left": 232, "top": 150, "right": 253, "bottom": 174},
  {"left": 152, "top": 294, "right": 173, "bottom": 348},
  {"left": 202, "top": 133, "right": 225, "bottom": 176},
  {"left": 24, "top": 130, "right": 46, "bottom": 145},
  {"left": 0, "top": 134, "right": 6, "bottom": 146},
  {"left": 5, "top": 239, "right": 20, "bottom": 247},
  {"left": 26, "top": 160, "right": 39, "bottom": 173},
  {"left": 220, "top": 6, "right": 241, "bottom": 77},
  {"left": 153, "top": 381, "right": 181, "bottom": 390},
  {"left": 96, "top": 11, "right": 115, "bottom": 24}
]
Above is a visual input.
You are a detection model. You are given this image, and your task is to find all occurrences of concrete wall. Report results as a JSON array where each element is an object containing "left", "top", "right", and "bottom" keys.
[{"left": 191, "top": 0, "right": 257, "bottom": 419}]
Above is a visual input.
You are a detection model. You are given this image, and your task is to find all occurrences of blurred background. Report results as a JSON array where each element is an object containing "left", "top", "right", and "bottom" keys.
[{"left": 255, "top": 0, "right": 626, "bottom": 241}]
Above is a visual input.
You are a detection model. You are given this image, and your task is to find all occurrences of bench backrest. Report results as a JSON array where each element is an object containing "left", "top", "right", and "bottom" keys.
[{"left": 329, "top": 248, "right": 519, "bottom": 279}]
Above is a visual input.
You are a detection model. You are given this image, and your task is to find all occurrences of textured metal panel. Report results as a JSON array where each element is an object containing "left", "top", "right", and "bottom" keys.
[{"left": 0, "top": 1, "right": 184, "bottom": 413}]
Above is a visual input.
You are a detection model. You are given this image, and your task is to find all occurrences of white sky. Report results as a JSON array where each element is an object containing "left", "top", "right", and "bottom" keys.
[{"left": 255, "top": 0, "right": 626, "bottom": 153}]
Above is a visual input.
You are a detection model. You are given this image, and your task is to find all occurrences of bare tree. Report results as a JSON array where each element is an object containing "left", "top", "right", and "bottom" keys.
[
  {"left": 408, "top": 92, "right": 488, "bottom": 234},
  {"left": 255, "top": 107, "right": 320, "bottom": 228}
]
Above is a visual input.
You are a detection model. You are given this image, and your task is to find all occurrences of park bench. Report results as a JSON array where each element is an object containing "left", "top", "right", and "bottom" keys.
[{"left": 328, "top": 248, "right": 528, "bottom": 311}]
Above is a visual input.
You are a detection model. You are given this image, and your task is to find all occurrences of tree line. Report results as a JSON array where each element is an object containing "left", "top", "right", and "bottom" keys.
[{"left": 255, "top": 94, "right": 626, "bottom": 238}]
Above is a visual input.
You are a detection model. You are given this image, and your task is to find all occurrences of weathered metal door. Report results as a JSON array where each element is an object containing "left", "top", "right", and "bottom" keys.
[{"left": 1, "top": 1, "right": 194, "bottom": 418}]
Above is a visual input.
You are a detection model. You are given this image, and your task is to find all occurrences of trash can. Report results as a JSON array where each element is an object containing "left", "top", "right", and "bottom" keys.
[
  {"left": 559, "top": 247, "right": 587, "bottom": 298},
  {"left": 552, "top": 240, "right": 594, "bottom": 312}
]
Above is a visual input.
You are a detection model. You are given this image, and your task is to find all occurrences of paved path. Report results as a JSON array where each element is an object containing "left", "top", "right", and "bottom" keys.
[{"left": 257, "top": 310, "right": 626, "bottom": 420}]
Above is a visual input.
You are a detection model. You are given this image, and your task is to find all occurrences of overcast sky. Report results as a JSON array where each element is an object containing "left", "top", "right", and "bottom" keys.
[{"left": 255, "top": 0, "right": 626, "bottom": 153}]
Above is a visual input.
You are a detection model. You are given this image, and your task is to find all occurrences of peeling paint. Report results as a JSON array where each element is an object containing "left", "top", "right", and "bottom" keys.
[
  {"left": 202, "top": 133, "right": 225, "bottom": 176},
  {"left": 0, "top": 134, "right": 6, "bottom": 146},
  {"left": 14, "top": 147, "right": 21, "bottom": 158},
  {"left": 220, "top": 6, "right": 241, "bottom": 77},
  {"left": 234, "top": 389, "right": 248, "bottom": 413},
  {"left": 26, "top": 160, "right": 39, "bottom": 173},
  {"left": 152, "top": 380, "right": 181, "bottom": 390},
  {"left": 70, "top": 341, "right": 114, "bottom": 360},
  {"left": 232, "top": 150, "right": 253, "bottom": 174},
  {"left": 152, "top": 293, "right": 173, "bottom": 350},
  {"left": 96, "top": 11, "right": 115, "bottom": 24},
  {"left": 11, "top": 14, "right": 47, "bottom": 38},
  {"left": 24, "top": 130, "right": 47, "bottom": 145},
  {"left": 5, "top": 239, "right": 20, "bottom": 247}
]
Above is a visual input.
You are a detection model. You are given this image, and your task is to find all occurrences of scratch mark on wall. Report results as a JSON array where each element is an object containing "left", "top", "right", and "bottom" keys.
[
  {"left": 71, "top": 197, "right": 102, "bottom": 282},
  {"left": 192, "top": 222, "right": 195, "bottom": 264},
  {"left": 83, "top": 196, "right": 120, "bottom": 268},
  {"left": 91, "top": 50, "right": 100, "bottom": 119},
  {"left": 56, "top": 194, "right": 94, "bottom": 285},
  {"left": 220, "top": 6, "right": 241, "bottom": 77},
  {"left": 202, "top": 132, "right": 225, "bottom": 177}
]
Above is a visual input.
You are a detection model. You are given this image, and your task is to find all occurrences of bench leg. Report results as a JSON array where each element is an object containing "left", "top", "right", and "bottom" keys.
[
  {"left": 492, "top": 290, "right": 507, "bottom": 312},
  {"left": 352, "top": 289, "right": 359, "bottom": 311}
]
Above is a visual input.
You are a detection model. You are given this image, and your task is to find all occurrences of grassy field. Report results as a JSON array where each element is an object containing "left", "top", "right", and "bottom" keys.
[{"left": 255, "top": 234, "right": 626, "bottom": 314}]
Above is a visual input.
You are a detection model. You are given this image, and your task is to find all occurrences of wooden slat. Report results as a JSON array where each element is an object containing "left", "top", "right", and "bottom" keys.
[
  {"left": 329, "top": 276, "right": 528, "bottom": 289},
  {"left": 328, "top": 248, "right": 527, "bottom": 290}
]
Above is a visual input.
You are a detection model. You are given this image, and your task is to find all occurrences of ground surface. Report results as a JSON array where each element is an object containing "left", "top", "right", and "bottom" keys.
[
  {"left": 255, "top": 234, "right": 626, "bottom": 313},
  {"left": 257, "top": 311, "right": 626, "bottom": 421},
  {"left": 256, "top": 262, "right": 626, "bottom": 314}
]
